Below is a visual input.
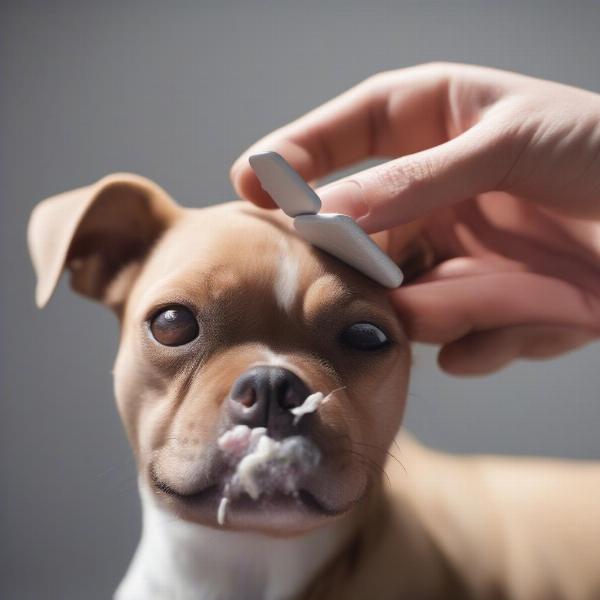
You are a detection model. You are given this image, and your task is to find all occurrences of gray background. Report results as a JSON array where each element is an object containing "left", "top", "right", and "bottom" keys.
[{"left": 2, "top": 1, "right": 599, "bottom": 598}]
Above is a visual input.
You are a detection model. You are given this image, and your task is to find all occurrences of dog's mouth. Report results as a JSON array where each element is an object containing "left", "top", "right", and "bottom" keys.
[
  {"left": 149, "top": 427, "right": 346, "bottom": 530},
  {"left": 151, "top": 472, "right": 339, "bottom": 516},
  {"left": 149, "top": 469, "right": 345, "bottom": 533}
]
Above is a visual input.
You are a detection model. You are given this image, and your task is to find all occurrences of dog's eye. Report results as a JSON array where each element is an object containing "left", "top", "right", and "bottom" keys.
[
  {"left": 340, "top": 323, "right": 390, "bottom": 351},
  {"left": 150, "top": 306, "right": 199, "bottom": 346}
]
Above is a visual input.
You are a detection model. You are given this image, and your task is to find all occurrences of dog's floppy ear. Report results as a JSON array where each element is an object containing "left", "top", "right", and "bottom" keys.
[{"left": 28, "top": 173, "right": 181, "bottom": 311}]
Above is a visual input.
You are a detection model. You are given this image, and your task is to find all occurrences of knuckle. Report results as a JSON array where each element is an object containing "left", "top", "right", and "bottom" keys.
[
  {"left": 376, "top": 158, "right": 435, "bottom": 199},
  {"left": 360, "top": 70, "right": 396, "bottom": 92},
  {"left": 420, "top": 61, "right": 450, "bottom": 72},
  {"left": 359, "top": 63, "right": 460, "bottom": 97},
  {"left": 416, "top": 61, "right": 457, "bottom": 78}
]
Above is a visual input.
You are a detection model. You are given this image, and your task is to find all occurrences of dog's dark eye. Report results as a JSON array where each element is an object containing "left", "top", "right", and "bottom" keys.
[
  {"left": 340, "top": 323, "right": 390, "bottom": 351},
  {"left": 150, "top": 306, "right": 199, "bottom": 346}
]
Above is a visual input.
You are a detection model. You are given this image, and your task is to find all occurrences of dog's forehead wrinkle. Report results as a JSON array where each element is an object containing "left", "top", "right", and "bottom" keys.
[
  {"left": 306, "top": 273, "right": 349, "bottom": 300},
  {"left": 169, "top": 206, "right": 303, "bottom": 265},
  {"left": 302, "top": 273, "right": 354, "bottom": 319},
  {"left": 135, "top": 205, "right": 334, "bottom": 312},
  {"left": 184, "top": 202, "right": 297, "bottom": 241},
  {"left": 130, "top": 203, "right": 396, "bottom": 341}
]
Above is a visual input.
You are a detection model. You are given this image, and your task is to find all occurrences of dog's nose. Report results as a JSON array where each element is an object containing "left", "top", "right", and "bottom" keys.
[{"left": 228, "top": 366, "right": 311, "bottom": 433}]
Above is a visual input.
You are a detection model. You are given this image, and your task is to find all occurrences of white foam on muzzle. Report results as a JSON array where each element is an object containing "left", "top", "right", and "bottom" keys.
[
  {"left": 215, "top": 386, "right": 346, "bottom": 526},
  {"left": 290, "top": 387, "right": 345, "bottom": 425}
]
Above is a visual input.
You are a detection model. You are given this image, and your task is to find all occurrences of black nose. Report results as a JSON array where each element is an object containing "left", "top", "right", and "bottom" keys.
[{"left": 228, "top": 366, "right": 311, "bottom": 433}]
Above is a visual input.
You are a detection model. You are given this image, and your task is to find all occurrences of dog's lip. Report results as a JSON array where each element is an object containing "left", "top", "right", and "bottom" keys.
[{"left": 149, "top": 468, "right": 343, "bottom": 517}]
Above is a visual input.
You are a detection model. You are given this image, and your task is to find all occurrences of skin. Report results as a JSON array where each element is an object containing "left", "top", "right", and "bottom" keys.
[{"left": 230, "top": 63, "right": 600, "bottom": 375}]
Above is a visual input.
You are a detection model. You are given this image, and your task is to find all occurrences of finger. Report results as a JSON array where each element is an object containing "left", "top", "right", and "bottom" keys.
[
  {"left": 412, "top": 256, "right": 525, "bottom": 284},
  {"left": 437, "top": 324, "right": 598, "bottom": 376},
  {"left": 390, "top": 272, "right": 600, "bottom": 345},
  {"left": 230, "top": 66, "right": 449, "bottom": 207},
  {"left": 318, "top": 119, "right": 513, "bottom": 232}
]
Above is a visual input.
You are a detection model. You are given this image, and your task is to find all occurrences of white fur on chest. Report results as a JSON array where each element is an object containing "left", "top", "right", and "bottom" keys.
[{"left": 115, "top": 484, "right": 347, "bottom": 600}]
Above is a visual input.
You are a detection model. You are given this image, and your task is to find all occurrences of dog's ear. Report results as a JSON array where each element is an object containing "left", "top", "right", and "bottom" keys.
[{"left": 28, "top": 173, "right": 181, "bottom": 311}]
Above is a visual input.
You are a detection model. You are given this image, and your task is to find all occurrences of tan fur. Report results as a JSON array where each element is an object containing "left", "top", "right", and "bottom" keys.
[{"left": 29, "top": 174, "right": 600, "bottom": 599}]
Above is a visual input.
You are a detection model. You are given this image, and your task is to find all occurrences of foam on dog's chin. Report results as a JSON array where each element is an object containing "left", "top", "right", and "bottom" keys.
[{"left": 216, "top": 425, "right": 321, "bottom": 526}]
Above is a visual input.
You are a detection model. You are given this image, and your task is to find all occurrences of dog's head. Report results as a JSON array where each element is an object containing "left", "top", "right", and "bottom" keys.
[{"left": 29, "top": 174, "right": 416, "bottom": 535}]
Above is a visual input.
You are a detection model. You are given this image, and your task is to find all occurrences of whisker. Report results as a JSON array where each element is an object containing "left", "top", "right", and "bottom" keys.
[
  {"left": 349, "top": 440, "right": 407, "bottom": 473},
  {"left": 349, "top": 451, "right": 392, "bottom": 489}
]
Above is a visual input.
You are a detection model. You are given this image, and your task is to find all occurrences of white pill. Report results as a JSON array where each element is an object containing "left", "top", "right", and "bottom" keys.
[
  {"left": 294, "top": 213, "right": 403, "bottom": 288},
  {"left": 249, "top": 152, "right": 321, "bottom": 218}
]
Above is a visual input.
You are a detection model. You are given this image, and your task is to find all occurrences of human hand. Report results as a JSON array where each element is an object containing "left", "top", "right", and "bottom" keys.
[{"left": 230, "top": 63, "right": 600, "bottom": 374}]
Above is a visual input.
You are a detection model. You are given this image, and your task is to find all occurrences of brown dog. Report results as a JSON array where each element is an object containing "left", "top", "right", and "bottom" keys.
[{"left": 29, "top": 174, "right": 600, "bottom": 600}]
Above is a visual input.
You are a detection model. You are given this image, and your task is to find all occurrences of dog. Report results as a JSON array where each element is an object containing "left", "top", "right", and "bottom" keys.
[{"left": 28, "top": 173, "right": 600, "bottom": 600}]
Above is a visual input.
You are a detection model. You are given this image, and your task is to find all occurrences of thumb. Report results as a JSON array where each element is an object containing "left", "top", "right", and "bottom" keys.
[{"left": 319, "top": 122, "right": 511, "bottom": 233}]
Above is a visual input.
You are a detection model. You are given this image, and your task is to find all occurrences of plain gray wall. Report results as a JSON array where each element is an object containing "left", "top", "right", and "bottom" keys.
[{"left": 2, "top": 1, "right": 599, "bottom": 598}]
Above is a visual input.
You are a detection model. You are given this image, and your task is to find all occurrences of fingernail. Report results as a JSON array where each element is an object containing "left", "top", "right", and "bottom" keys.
[{"left": 319, "top": 180, "right": 368, "bottom": 220}]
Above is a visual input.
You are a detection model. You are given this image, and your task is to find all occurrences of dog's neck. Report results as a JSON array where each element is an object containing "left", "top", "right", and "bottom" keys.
[{"left": 116, "top": 484, "right": 352, "bottom": 600}]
